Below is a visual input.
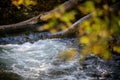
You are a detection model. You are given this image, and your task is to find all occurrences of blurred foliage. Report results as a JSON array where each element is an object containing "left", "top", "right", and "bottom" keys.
[
  {"left": 12, "top": 0, "right": 37, "bottom": 9},
  {"left": 78, "top": 0, "right": 120, "bottom": 60},
  {"left": 58, "top": 48, "right": 77, "bottom": 61},
  {"left": 42, "top": 10, "right": 76, "bottom": 33},
  {"left": 44, "top": 0, "right": 120, "bottom": 60},
  {"left": 0, "top": 0, "right": 66, "bottom": 25}
]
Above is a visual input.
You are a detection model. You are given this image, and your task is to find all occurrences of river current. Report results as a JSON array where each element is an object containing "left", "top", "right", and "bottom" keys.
[
  {"left": 0, "top": 38, "right": 119, "bottom": 80},
  {"left": 0, "top": 39, "right": 94, "bottom": 80}
]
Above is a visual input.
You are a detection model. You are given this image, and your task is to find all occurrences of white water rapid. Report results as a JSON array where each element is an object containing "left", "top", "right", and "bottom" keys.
[{"left": 0, "top": 39, "right": 93, "bottom": 80}]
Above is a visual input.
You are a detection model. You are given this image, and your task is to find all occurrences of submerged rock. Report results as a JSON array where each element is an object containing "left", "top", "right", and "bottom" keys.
[{"left": 82, "top": 54, "right": 120, "bottom": 80}]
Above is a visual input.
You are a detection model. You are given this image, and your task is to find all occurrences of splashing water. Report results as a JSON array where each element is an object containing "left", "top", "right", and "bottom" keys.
[{"left": 0, "top": 39, "right": 93, "bottom": 80}]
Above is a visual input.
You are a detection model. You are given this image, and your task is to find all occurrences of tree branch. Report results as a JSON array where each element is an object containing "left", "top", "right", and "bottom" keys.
[
  {"left": 0, "top": 0, "right": 80, "bottom": 34},
  {"left": 42, "top": 1, "right": 120, "bottom": 39}
]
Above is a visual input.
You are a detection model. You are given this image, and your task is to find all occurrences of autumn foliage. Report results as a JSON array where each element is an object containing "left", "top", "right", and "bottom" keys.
[{"left": 44, "top": 0, "right": 120, "bottom": 60}]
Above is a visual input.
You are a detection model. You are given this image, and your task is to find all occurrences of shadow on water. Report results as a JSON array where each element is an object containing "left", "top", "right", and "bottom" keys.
[
  {"left": 0, "top": 71, "right": 23, "bottom": 80},
  {"left": 0, "top": 32, "right": 53, "bottom": 44}
]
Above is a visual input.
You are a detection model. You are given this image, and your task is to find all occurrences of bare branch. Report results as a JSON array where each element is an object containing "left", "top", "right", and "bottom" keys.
[{"left": 0, "top": 0, "right": 80, "bottom": 34}]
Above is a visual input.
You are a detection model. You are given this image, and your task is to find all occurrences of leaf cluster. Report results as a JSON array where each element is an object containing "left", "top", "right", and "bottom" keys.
[
  {"left": 45, "top": 0, "right": 120, "bottom": 60},
  {"left": 78, "top": 0, "right": 120, "bottom": 60}
]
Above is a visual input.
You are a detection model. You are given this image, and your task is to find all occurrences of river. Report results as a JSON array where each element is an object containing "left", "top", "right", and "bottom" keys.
[
  {"left": 0, "top": 38, "right": 119, "bottom": 80},
  {"left": 0, "top": 38, "right": 94, "bottom": 80}
]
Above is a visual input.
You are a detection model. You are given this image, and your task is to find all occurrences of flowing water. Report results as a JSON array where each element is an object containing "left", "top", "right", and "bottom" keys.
[
  {"left": 0, "top": 39, "right": 95, "bottom": 80},
  {"left": 0, "top": 37, "right": 118, "bottom": 80}
]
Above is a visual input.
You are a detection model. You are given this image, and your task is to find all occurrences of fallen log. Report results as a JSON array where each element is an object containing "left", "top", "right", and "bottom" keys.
[{"left": 0, "top": 0, "right": 80, "bottom": 34}]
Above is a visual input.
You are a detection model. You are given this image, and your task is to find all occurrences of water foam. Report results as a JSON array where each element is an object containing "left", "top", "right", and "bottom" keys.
[{"left": 0, "top": 39, "right": 93, "bottom": 80}]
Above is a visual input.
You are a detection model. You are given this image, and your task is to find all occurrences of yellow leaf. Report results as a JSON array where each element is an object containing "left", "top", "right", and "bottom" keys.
[
  {"left": 24, "top": 0, "right": 37, "bottom": 6},
  {"left": 61, "top": 25, "right": 67, "bottom": 31},
  {"left": 50, "top": 29, "right": 57, "bottom": 33},
  {"left": 92, "top": 45, "right": 103, "bottom": 55},
  {"left": 12, "top": 0, "right": 23, "bottom": 5},
  {"left": 58, "top": 49, "right": 77, "bottom": 61},
  {"left": 113, "top": 46, "right": 120, "bottom": 53},
  {"left": 80, "top": 36, "right": 90, "bottom": 44},
  {"left": 54, "top": 12, "right": 62, "bottom": 18},
  {"left": 103, "top": 4, "right": 108, "bottom": 10},
  {"left": 43, "top": 24, "right": 50, "bottom": 30},
  {"left": 102, "top": 51, "right": 111, "bottom": 60},
  {"left": 99, "top": 30, "right": 108, "bottom": 38},
  {"left": 12, "top": 0, "right": 23, "bottom": 8}
]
